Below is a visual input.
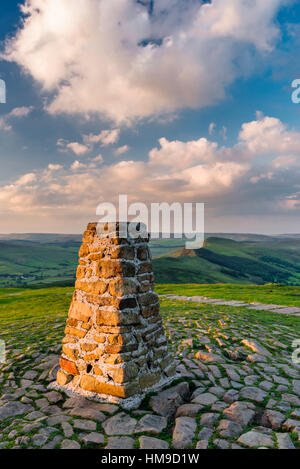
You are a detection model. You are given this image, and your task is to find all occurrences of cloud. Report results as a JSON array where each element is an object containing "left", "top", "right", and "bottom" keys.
[
  {"left": 209, "top": 122, "right": 216, "bottom": 136},
  {"left": 273, "top": 156, "right": 298, "bottom": 168},
  {"left": 220, "top": 125, "right": 227, "bottom": 141},
  {"left": 250, "top": 172, "right": 274, "bottom": 184},
  {"left": 57, "top": 129, "right": 120, "bottom": 157},
  {"left": 0, "top": 106, "right": 33, "bottom": 131},
  {"left": 91, "top": 154, "right": 104, "bottom": 164},
  {"left": 48, "top": 164, "right": 63, "bottom": 171},
  {"left": 66, "top": 142, "right": 90, "bottom": 156},
  {"left": 2, "top": 0, "right": 284, "bottom": 123},
  {"left": 149, "top": 137, "right": 219, "bottom": 169},
  {"left": 283, "top": 194, "right": 300, "bottom": 210},
  {"left": 1, "top": 114, "right": 300, "bottom": 230},
  {"left": 239, "top": 114, "right": 300, "bottom": 156},
  {"left": 83, "top": 129, "right": 120, "bottom": 146},
  {"left": 0, "top": 119, "right": 12, "bottom": 132},
  {"left": 71, "top": 160, "right": 86, "bottom": 171},
  {"left": 57, "top": 139, "right": 90, "bottom": 155},
  {"left": 115, "top": 145, "right": 130, "bottom": 156},
  {"left": 9, "top": 106, "right": 33, "bottom": 118},
  {"left": 15, "top": 173, "right": 37, "bottom": 186}
]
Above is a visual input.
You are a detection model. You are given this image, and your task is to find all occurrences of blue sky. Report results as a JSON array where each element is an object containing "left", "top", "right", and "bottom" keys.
[{"left": 0, "top": 0, "right": 300, "bottom": 233}]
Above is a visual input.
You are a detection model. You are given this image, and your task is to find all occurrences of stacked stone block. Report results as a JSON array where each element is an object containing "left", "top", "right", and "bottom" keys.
[{"left": 56, "top": 222, "right": 175, "bottom": 405}]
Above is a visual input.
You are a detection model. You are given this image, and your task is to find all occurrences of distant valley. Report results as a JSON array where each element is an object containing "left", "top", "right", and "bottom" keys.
[{"left": 0, "top": 233, "right": 299, "bottom": 287}]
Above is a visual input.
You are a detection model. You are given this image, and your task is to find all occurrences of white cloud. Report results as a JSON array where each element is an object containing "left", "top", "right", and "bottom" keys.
[
  {"left": 48, "top": 164, "right": 63, "bottom": 171},
  {"left": 88, "top": 154, "right": 104, "bottom": 169},
  {"left": 149, "top": 137, "right": 220, "bottom": 169},
  {"left": 57, "top": 128, "right": 120, "bottom": 158},
  {"left": 250, "top": 172, "right": 274, "bottom": 184},
  {"left": 0, "top": 118, "right": 11, "bottom": 132},
  {"left": 83, "top": 130, "right": 120, "bottom": 146},
  {"left": 209, "top": 122, "right": 216, "bottom": 136},
  {"left": 91, "top": 154, "right": 104, "bottom": 163},
  {"left": 66, "top": 142, "right": 90, "bottom": 156},
  {"left": 115, "top": 145, "right": 130, "bottom": 156},
  {"left": 280, "top": 192, "right": 300, "bottom": 211},
  {"left": 71, "top": 160, "right": 86, "bottom": 171},
  {"left": 9, "top": 106, "right": 33, "bottom": 118},
  {"left": 15, "top": 173, "right": 37, "bottom": 186},
  {"left": 58, "top": 129, "right": 119, "bottom": 157},
  {"left": 57, "top": 139, "right": 90, "bottom": 155},
  {"left": 57, "top": 139, "right": 66, "bottom": 149},
  {"left": 221, "top": 126, "right": 227, "bottom": 141},
  {"left": 2, "top": 0, "right": 284, "bottom": 123},
  {"left": 182, "top": 161, "right": 247, "bottom": 193},
  {"left": 193, "top": 0, "right": 282, "bottom": 51},
  {"left": 0, "top": 106, "right": 33, "bottom": 131},
  {"left": 2, "top": 114, "right": 300, "bottom": 228},
  {"left": 239, "top": 115, "right": 300, "bottom": 155},
  {"left": 273, "top": 156, "right": 298, "bottom": 168}
]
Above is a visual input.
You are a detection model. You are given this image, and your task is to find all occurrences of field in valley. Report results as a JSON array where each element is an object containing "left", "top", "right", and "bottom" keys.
[{"left": 0, "top": 233, "right": 300, "bottom": 288}]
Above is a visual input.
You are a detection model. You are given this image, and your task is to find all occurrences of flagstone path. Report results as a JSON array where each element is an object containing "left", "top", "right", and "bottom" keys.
[
  {"left": 163, "top": 295, "right": 300, "bottom": 317},
  {"left": 0, "top": 298, "right": 299, "bottom": 450}
]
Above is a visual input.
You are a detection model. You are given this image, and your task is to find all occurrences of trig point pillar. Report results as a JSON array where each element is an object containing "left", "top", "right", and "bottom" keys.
[{"left": 55, "top": 222, "right": 176, "bottom": 408}]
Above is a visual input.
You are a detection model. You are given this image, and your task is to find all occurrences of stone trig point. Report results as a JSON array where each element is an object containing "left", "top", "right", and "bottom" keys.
[{"left": 55, "top": 222, "right": 176, "bottom": 408}]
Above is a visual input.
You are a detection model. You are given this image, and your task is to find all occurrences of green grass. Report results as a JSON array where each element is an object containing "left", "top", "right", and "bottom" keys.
[
  {"left": 156, "top": 283, "right": 300, "bottom": 307},
  {"left": 153, "top": 254, "right": 250, "bottom": 285},
  {"left": 0, "top": 241, "right": 79, "bottom": 287},
  {"left": 153, "top": 237, "right": 300, "bottom": 285},
  {"left": 1, "top": 235, "right": 300, "bottom": 288},
  {"left": 0, "top": 285, "right": 299, "bottom": 347},
  {"left": 0, "top": 287, "right": 73, "bottom": 341},
  {"left": 0, "top": 285, "right": 299, "bottom": 450},
  {"left": 160, "top": 297, "right": 300, "bottom": 329}
]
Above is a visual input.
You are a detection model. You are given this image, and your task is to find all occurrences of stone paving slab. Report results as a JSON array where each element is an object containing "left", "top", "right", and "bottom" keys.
[
  {"left": 164, "top": 295, "right": 300, "bottom": 316},
  {"left": 219, "top": 301, "right": 250, "bottom": 306},
  {"left": 0, "top": 296, "right": 299, "bottom": 450},
  {"left": 271, "top": 308, "right": 300, "bottom": 314},
  {"left": 246, "top": 305, "right": 286, "bottom": 311}
]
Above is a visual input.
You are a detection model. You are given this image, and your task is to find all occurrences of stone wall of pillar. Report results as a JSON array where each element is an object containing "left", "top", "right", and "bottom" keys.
[{"left": 56, "top": 223, "right": 175, "bottom": 405}]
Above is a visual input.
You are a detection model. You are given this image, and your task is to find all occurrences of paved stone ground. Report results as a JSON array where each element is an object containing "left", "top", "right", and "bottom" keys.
[
  {"left": 163, "top": 295, "right": 300, "bottom": 317},
  {"left": 0, "top": 302, "right": 300, "bottom": 450}
]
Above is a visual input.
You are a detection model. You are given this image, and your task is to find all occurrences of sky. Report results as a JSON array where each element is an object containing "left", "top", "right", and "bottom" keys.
[{"left": 0, "top": 0, "right": 300, "bottom": 234}]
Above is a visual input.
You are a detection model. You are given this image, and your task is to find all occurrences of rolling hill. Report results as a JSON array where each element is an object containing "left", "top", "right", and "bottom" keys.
[
  {"left": 0, "top": 240, "right": 80, "bottom": 287},
  {"left": 152, "top": 237, "right": 300, "bottom": 285},
  {"left": 0, "top": 234, "right": 299, "bottom": 287}
]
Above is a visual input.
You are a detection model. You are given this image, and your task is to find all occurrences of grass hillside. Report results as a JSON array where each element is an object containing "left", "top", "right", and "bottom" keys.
[
  {"left": 0, "top": 285, "right": 299, "bottom": 449},
  {"left": 0, "top": 234, "right": 299, "bottom": 287},
  {"left": 0, "top": 241, "right": 79, "bottom": 287},
  {"left": 156, "top": 283, "right": 300, "bottom": 307},
  {"left": 153, "top": 237, "right": 300, "bottom": 285}
]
